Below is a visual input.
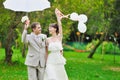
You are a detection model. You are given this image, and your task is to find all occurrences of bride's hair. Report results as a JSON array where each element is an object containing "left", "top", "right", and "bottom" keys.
[{"left": 49, "top": 23, "right": 59, "bottom": 34}]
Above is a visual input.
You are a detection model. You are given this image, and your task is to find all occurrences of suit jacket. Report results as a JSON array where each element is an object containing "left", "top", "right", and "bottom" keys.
[{"left": 22, "top": 30, "right": 47, "bottom": 67}]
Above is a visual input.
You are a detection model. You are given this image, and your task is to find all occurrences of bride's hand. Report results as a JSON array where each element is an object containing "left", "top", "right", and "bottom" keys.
[
  {"left": 55, "top": 8, "right": 65, "bottom": 20},
  {"left": 55, "top": 8, "right": 70, "bottom": 20},
  {"left": 62, "top": 14, "right": 70, "bottom": 19}
]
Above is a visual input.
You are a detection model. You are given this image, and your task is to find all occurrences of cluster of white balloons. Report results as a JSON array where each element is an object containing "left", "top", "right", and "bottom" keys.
[{"left": 69, "top": 12, "right": 88, "bottom": 33}]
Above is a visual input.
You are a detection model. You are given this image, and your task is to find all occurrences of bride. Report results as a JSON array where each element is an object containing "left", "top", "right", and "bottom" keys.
[{"left": 44, "top": 8, "right": 69, "bottom": 80}]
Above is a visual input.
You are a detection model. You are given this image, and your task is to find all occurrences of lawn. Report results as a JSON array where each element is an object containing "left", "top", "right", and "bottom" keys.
[{"left": 0, "top": 48, "right": 120, "bottom": 80}]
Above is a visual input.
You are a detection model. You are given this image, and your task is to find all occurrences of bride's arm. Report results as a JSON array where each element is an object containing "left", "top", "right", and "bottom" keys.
[{"left": 55, "top": 8, "right": 63, "bottom": 41}]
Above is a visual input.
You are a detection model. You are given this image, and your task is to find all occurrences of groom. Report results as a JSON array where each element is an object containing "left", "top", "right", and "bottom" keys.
[{"left": 21, "top": 17, "right": 48, "bottom": 80}]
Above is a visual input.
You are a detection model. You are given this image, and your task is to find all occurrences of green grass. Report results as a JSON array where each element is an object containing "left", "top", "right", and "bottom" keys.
[
  {"left": 0, "top": 48, "right": 120, "bottom": 80},
  {"left": 64, "top": 51, "right": 120, "bottom": 80}
]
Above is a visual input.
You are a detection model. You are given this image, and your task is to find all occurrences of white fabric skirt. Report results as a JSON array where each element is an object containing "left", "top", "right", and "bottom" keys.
[{"left": 44, "top": 64, "right": 68, "bottom": 80}]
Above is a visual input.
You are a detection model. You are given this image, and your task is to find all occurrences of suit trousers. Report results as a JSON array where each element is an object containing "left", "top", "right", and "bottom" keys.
[{"left": 27, "top": 65, "right": 45, "bottom": 80}]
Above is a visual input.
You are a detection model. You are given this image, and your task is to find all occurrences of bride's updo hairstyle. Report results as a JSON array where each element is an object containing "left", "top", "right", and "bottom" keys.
[{"left": 49, "top": 23, "right": 59, "bottom": 34}]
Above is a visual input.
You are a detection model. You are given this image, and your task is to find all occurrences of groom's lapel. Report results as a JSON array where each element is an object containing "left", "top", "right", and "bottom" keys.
[{"left": 31, "top": 34, "right": 42, "bottom": 48}]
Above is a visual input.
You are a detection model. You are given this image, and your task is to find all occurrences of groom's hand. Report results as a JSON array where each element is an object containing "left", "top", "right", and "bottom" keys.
[{"left": 24, "top": 20, "right": 30, "bottom": 30}]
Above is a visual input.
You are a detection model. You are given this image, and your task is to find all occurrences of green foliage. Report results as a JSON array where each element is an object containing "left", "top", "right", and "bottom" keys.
[
  {"left": 86, "top": 39, "right": 99, "bottom": 51},
  {"left": 86, "top": 40, "right": 120, "bottom": 54},
  {"left": 96, "top": 41, "right": 120, "bottom": 54},
  {"left": 0, "top": 0, "right": 117, "bottom": 48},
  {"left": 109, "top": 0, "right": 120, "bottom": 35},
  {"left": 65, "top": 42, "right": 86, "bottom": 50},
  {"left": 14, "top": 28, "right": 23, "bottom": 49},
  {"left": 72, "top": 42, "right": 86, "bottom": 50}
]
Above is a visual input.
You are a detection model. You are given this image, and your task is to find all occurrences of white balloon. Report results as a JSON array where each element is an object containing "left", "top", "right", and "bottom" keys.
[
  {"left": 70, "top": 12, "right": 79, "bottom": 21},
  {"left": 78, "top": 22, "right": 87, "bottom": 33},
  {"left": 78, "top": 14, "right": 88, "bottom": 23}
]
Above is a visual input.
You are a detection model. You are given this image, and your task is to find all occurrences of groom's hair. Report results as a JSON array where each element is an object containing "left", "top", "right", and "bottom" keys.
[{"left": 31, "top": 22, "right": 40, "bottom": 31}]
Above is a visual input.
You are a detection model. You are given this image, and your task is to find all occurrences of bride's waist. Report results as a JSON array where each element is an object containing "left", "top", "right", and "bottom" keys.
[{"left": 47, "top": 51, "right": 66, "bottom": 64}]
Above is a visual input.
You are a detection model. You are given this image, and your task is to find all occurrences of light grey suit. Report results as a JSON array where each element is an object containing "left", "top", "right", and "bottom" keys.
[{"left": 22, "top": 30, "right": 47, "bottom": 80}]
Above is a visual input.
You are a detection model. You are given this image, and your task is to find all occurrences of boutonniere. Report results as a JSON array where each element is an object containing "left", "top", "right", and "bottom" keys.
[{"left": 42, "top": 36, "right": 46, "bottom": 41}]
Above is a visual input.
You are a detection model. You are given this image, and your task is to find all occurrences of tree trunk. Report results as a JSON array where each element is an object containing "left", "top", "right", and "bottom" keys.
[
  {"left": 88, "top": 34, "right": 105, "bottom": 58},
  {"left": 5, "top": 28, "right": 14, "bottom": 64},
  {"left": 5, "top": 25, "right": 17, "bottom": 64},
  {"left": 87, "top": 40, "right": 103, "bottom": 58},
  {"left": 5, "top": 27, "right": 18, "bottom": 64},
  {"left": 87, "top": 0, "right": 111, "bottom": 58},
  {"left": 4, "top": 12, "right": 23, "bottom": 64}
]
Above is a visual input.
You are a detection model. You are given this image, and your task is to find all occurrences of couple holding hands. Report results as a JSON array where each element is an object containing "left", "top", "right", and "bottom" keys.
[{"left": 22, "top": 8, "right": 69, "bottom": 80}]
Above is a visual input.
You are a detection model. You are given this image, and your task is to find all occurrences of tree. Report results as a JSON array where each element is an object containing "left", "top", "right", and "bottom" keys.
[
  {"left": 109, "top": 0, "right": 120, "bottom": 35},
  {"left": 88, "top": 0, "right": 115, "bottom": 58},
  {"left": 4, "top": 12, "right": 24, "bottom": 63}
]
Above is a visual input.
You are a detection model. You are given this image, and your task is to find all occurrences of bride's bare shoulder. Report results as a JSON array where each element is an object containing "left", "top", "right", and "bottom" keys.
[
  {"left": 47, "top": 37, "right": 51, "bottom": 40},
  {"left": 47, "top": 37, "right": 52, "bottom": 42}
]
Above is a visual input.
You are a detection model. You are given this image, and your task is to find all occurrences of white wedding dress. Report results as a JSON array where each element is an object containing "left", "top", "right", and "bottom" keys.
[{"left": 44, "top": 41, "right": 68, "bottom": 80}]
